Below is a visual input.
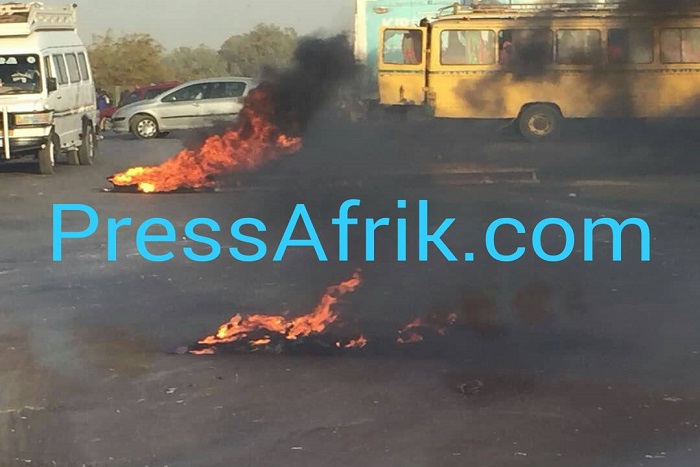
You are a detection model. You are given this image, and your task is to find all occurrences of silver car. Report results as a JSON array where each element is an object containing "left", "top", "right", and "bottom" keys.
[{"left": 111, "top": 77, "right": 259, "bottom": 139}]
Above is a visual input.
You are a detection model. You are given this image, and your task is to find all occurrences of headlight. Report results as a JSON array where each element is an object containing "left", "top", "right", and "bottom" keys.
[{"left": 14, "top": 112, "right": 53, "bottom": 126}]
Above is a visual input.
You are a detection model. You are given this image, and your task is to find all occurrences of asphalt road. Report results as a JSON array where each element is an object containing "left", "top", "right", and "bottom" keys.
[{"left": 1, "top": 117, "right": 700, "bottom": 467}]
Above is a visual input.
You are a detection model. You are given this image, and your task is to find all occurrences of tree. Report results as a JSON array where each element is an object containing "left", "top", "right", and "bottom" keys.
[
  {"left": 219, "top": 24, "right": 298, "bottom": 77},
  {"left": 88, "top": 31, "right": 172, "bottom": 88},
  {"left": 165, "top": 45, "right": 228, "bottom": 81}
]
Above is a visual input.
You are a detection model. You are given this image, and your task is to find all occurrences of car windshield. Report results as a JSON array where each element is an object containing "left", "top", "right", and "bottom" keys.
[{"left": 0, "top": 54, "right": 42, "bottom": 95}]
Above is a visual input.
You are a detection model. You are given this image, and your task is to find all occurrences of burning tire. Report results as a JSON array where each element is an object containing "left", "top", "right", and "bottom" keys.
[
  {"left": 131, "top": 114, "right": 159, "bottom": 140},
  {"left": 518, "top": 104, "right": 562, "bottom": 142},
  {"left": 78, "top": 124, "right": 96, "bottom": 165},
  {"left": 37, "top": 131, "right": 57, "bottom": 175}
]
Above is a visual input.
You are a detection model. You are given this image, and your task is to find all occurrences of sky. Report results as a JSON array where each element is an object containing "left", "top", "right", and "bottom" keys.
[{"left": 41, "top": 0, "right": 354, "bottom": 49}]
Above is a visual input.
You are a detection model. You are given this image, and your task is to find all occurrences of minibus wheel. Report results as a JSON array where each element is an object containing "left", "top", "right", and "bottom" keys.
[
  {"left": 518, "top": 104, "right": 562, "bottom": 142},
  {"left": 78, "top": 124, "right": 96, "bottom": 166},
  {"left": 37, "top": 132, "right": 57, "bottom": 175}
]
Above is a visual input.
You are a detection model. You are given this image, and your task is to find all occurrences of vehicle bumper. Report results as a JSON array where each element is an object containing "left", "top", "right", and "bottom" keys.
[
  {"left": 111, "top": 118, "right": 129, "bottom": 133},
  {"left": 0, "top": 127, "right": 51, "bottom": 159}
]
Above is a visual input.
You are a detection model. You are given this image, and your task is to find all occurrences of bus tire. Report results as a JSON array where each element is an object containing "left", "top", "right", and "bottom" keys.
[{"left": 518, "top": 104, "right": 562, "bottom": 142}]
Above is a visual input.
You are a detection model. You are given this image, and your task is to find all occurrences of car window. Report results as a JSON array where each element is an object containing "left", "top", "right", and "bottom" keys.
[
  {"left": 163, "top": 83, "right": 209, "bottom": 102},
  {"left": 144, "top": 88, "right": 166, "bottom": 100},
  {"left": 206, "top": 81, "right": 247, "bottom": 99},
  {"left": 120, "top": 91, "right": 140, "bottom": 106}
]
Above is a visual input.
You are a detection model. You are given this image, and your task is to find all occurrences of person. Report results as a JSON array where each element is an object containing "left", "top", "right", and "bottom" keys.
[
  {"left": 499, "top": 31, "right": 514, "bottom": 65},
  {"left": 96, "top": 89, "right": 111, "bottom": 110},
  {"left": 607, "top": 30, "right": 628, "bottom": 64},
  {"left": 402, "top": 30, "right": 421, "bottom": 64}
]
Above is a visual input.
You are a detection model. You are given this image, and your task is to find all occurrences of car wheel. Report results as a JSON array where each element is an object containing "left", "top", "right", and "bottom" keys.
[
  {"left": 78, "top": 124, "right": 96, "bottom": 165},
  {"left": 131, "top": 115, "right": 159, "bottom": 140},
  {"left": 37, "top": 131, "right": 57, "bottom": 175}
]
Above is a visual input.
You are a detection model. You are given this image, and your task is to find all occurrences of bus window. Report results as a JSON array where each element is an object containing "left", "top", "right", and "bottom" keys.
[
  {"left": 661, "top": 28, "right": 700, "bottom": 63},
  {"left": 556, "top": 29, "right": 602, "bottom": 65},
  {"left": 440, "top": 30, "right": 496, "bottom": 65},
  {"left": 498, "top": 29, "right": 552, "bottom": 67},
  {"left": 608, "top": 29, "right": 653, "bottom": 64},
  {"left": 382, "top": 29, "right": 423, "bottom": 65}
]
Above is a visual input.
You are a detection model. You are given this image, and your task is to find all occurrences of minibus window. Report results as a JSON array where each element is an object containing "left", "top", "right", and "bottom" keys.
[
  {"left": 65, "top": 53, "right": 81, "bottom": 83},
  {"left": 77, "top": 53, "right": 90, "bottom": 81},
  {"left": 52, "top": 55, "right": 68, "bottom": 85},
  {"left": 556, "top": 29, "right": 602, "bottom": 65},
  {"left": 661, "top": 28, "right": 700, "bottom": 63},
  {"left": 498, "top": 29, "right": 553, "bottom": 67},
  {"left": 608, "top": 29, "right": 653, "bottom": 64},
  {"left": 441, "top": 30, "right": 496, "bottom": 65},
  {"left": 383, "top": 29, "right": 423, "bottom": 65}
]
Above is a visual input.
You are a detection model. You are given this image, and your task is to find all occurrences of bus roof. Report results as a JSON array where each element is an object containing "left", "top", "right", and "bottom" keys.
[{"left": 431, "top": 1, "right": 700, "bottom": 22}]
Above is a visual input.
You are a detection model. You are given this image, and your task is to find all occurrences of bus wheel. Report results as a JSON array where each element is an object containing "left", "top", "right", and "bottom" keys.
[{"left": 518, "top": 105, "right": 561, "bottom": 142}]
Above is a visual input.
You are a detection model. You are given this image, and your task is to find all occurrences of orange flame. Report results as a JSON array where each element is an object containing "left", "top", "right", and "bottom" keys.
[
  {"left": 337, "top": 335, "right": 368, "bottom": 349},
  {"left": 189, "top": 347, "right": 216, "bottom": 356},
  {"left": 396, "top": 313, "right": 458, "bottom": 344},
  {"left": 192, "top": 270, "right": 361, "bottom": 354},
  {"left": 109, "top": 86, "right": 302, "bottom": 193}
]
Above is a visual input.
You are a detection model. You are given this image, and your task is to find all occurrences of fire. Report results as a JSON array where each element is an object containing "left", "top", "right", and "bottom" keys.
[
  {"left": 396, "top": 313, "right": 458, "bottom": 344},
  {"left": 189, "top": 273, "right": 468, "bottom": 355},
  {"left": 338, "top": 335, "right": 368, "bottom": 349},
  {"left": 192, "top": 270, "right": 362, "bottom": 354},
  {"left": 189, "top": 347, "right": 216, "bottom": 356},
  {"left": 108, "top": 85, "right": 303, "bottom": 193}
]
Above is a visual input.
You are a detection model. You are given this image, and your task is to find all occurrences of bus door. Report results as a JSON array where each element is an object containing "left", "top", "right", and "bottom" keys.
[{"left": 378, "top": 26, "right": 428, "bottom": 105}]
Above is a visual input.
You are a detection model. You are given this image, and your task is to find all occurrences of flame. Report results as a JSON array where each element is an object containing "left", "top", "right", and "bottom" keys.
[
  {"left": 337, "top": 335, "right": 368, "bottom": 349},
  {"left": 192, "top": 270, "right": 361, "bottom": 354},
  {"left": 396, "top": 318, "right": 425, "bottom": 344},
  {"left": 189, "top": 347, "right": 216, "bottom": 355},
  {"left": 396, "top": 313, "right": 458, "bottom": 344},
  {"left": 250, "top": 337, "right": 272, "bottom": 346},
  {"left": 109, "top": 85, "right": 303, "bottom": 193}
]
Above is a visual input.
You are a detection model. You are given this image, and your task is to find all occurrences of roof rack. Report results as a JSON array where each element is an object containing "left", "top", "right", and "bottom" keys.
[
  {"left": 437, "top": 1, "right": 639, "bottom": 17},
  {"left": 0, "top": 2, "right": 77, "bottom": 36}
]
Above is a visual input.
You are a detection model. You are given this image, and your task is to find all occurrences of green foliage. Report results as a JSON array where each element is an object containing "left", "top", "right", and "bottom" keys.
[
  {"left": 88, "top": 24, "right": 300, "bottom": 89},
  {"left": 219, "top": 23, "right": 299, "bottom": 77},
  {"left": 165, "top": 45, "right": 229, "bottom": 81},
  {"left": 88, "top": 31, "right": 172, "bottom": 88}
]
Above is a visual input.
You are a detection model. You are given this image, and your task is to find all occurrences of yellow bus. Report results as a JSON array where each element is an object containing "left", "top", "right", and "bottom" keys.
[{"left": 378, "top": 1, "right": 700, "bottom": 141}]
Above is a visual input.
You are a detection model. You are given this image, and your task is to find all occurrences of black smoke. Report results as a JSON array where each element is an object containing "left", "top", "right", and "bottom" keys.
[
  {"left": 259, "top": 34, "right": 358, "bottom": 134},
  {"left": 184, "top": 34, "right": 357, "bottom": 150}
]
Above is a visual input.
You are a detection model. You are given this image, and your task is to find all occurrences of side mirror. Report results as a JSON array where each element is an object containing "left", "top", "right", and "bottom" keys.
[{"left": 46, "top": 77, "right": 57, "bottom": 93}]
